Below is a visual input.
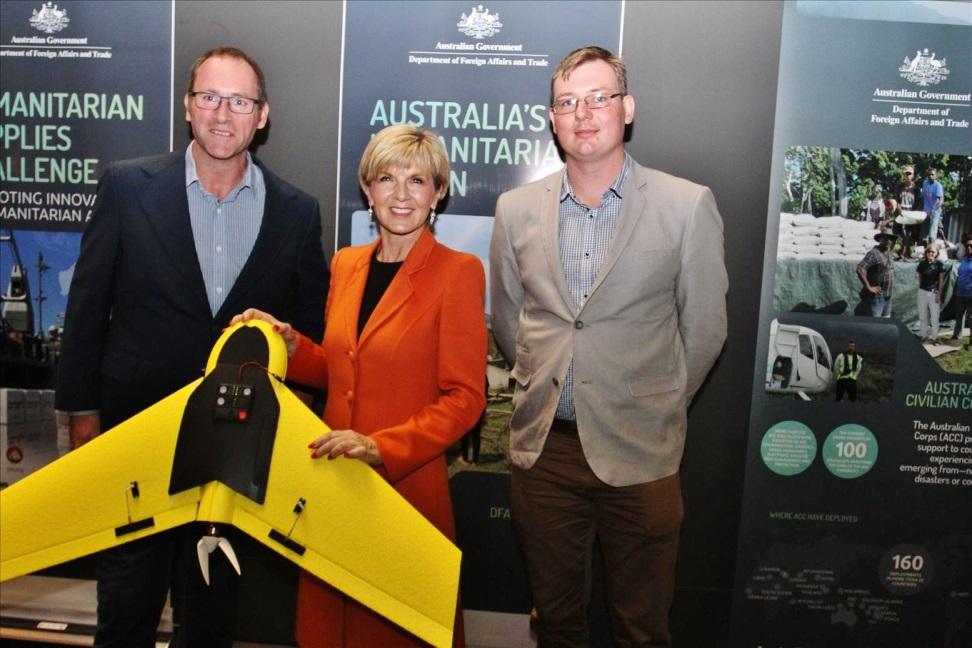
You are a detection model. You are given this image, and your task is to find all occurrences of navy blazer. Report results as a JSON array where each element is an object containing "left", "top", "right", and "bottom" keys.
[{"left": 56, "top": 150, "right": 328, "bottom": 429}]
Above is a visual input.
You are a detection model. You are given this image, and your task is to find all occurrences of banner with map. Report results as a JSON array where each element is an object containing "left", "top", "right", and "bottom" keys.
[{"left": 730, "top": 2, "right": 972, "bottom": 646}]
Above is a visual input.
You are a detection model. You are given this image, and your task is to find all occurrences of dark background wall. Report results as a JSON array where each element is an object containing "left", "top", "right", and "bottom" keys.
[{"left": 173, "top": 1, "right": 783, "bottom": 644}]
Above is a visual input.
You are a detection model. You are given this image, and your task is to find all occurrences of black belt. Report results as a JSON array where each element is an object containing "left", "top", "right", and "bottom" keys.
[{"left": 550, "top": 418, "right": 578, "bottom": 434}]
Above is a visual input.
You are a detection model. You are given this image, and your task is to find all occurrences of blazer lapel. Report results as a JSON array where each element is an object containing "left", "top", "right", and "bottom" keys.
[
  {"left": 342, "top": 240, "right": 377, "bottom": 348},
  {"left": 582, "top": 164, "right": 647, "bottom": 307},
  {"left": 139, "top": 153, "right": 210, "bottom": 315},
  {"left": 357, "top": 228, "right": 434, "bottom": 348},
  {"left": 217, "top": 161, "right": 300, "bottom": 321},
  {"left": 540, "top": 169, "right": 579, "bottom": 312}
]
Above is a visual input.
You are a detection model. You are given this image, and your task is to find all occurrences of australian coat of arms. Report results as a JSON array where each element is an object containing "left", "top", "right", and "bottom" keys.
[
  {"left": 899, "top": 49, "right": 950, "bottom": 87},
  {"left": 457, "top": 5, "right": 502, "bottom": 39},
  {"left": 29, "top": 2, "right": 70, "bottom": 34}
]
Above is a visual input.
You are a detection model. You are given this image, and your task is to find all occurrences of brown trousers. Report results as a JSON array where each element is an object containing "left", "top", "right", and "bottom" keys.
[{"left": 511, "top": 426, "right": 683, "bottom": 648}]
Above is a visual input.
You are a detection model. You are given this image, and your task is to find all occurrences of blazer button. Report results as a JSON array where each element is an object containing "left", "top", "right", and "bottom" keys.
[
  {"left": 574, "top": 320, "right": 584, "bottom": 329},
  {"left": 552, "top": 377, "right": 559, "bottom": 387}
]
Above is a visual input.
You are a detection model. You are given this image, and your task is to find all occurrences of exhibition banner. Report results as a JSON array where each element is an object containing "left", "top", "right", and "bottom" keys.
[
  {"left": 337, "top": 0, "right": 623, "bottom": 289},
  {"left": 0, "top": 0, "right": 171, "bottom": 333},
  {"left": 0, "top": 0, "right": 172, "bottom": 480},
  {"left": 0, "top": 0, "right": 173, "bottom": 233},
  {"left": 730, "top": 2, "right": 971, "bottom": 646},
  {"left": 337, "top": 0, "right": 623, "bottom": 627}
]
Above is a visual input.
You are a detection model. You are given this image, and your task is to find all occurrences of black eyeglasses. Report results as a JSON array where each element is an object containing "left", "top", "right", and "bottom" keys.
[
  {"left": 189, "top": 91, "right": 264, "bottom": 115},
  {"left": 551, "top": 92, "right": 624, "bottom": 115}
]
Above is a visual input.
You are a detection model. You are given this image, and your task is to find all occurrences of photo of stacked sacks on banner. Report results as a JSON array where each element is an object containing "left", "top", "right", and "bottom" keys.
[
  {"left": 777, "top": 214, "right": 878, "bottom": 260},
  {"left": 774, "top": 211, "right": 970, "bottom": 375}
]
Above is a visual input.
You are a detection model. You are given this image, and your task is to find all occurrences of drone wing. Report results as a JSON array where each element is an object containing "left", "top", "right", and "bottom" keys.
[
  {"left": 1, "top": 321, "right": 460, "bottom": 648},
  {"left": 225, "top": 380, "right": 460, "bottom": 648},
  {"left": 0, "top": 380, "right": 204, "bottom": 580}
]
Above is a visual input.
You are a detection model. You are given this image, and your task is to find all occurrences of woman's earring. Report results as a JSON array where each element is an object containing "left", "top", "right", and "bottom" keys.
[{"left": 429, "top": 209, "right": 437, "bottom": 227}]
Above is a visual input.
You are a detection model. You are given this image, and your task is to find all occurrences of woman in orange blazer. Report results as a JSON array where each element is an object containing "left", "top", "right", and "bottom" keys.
[{"left": 234, "top": 124, "right": 486, "bottom": 647}]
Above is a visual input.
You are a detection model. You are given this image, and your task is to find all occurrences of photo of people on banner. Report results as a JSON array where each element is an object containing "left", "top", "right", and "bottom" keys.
[{"left": 773, "top": 145, "right": 971, "bottom": 374}]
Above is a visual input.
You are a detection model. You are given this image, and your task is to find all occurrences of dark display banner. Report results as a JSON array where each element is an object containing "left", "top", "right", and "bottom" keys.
[
  {"left": 1, "top": 0, "right": 172, "bottom": 344},
  {"left": 1, "top": 0, "right": 173, "bottom": 233},
  {"left": 336, "top": 0, "right": 623, "bottom": 284},
  {"left": 1, "top": 1, "right": 172, "bottom": 485},
  {"left": 730, "top": 2, "right": 971, "bottom": 646},
  {"left": 337, "top": 2, "right": 622, "bottom": 637}
]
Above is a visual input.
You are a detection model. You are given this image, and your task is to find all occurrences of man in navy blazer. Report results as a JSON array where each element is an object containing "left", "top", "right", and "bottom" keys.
[{"left": 55, "top": 47, "right": 327, "bottom": 647}]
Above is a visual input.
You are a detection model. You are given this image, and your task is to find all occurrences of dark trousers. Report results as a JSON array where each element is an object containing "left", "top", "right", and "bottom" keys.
[
  {"left": 511, "top": 426, "right": 683, "bottom": 648},
  {"left": 95, "top": 524, "right": 239, "bottom": 648},
  {"left": 835, "top": 378, "right": 858, "bottom": 402},
  {"left": 954, "top": 296, "right": 972, "bottom": 339},
  {"left": 460, "top": 425, "right": 481, "bottom": 463},
  {"left": 461, "top": 378, "right": 488, "bottom": 463}
]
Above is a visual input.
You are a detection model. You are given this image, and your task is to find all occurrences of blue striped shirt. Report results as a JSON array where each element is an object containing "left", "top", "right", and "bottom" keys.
[
  {"left": 185, "top": 143, "right": 265, "bottom": 315},
  {"left": 555, "top": 154, "right": 631, "bottom": 421}
]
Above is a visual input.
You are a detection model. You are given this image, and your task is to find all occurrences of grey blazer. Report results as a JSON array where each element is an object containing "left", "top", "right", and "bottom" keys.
[{"left": 489, "top": 160, "right": 727, "bottom": 486}]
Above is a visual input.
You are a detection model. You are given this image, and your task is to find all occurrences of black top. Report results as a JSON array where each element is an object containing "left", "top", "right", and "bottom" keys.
[
  {"left": 916, "top": 259, "right": 946, "bottom": 292},
  {"left": 358, "top": 251, "right": 404, "bottom": 336},
  {"left": 897, "top": 183, "right": 919, "bottom": 211}
]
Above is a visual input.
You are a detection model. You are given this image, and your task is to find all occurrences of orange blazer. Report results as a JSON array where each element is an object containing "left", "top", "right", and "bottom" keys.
[{"left": 288, "top": 227, "right": 487, "bottom": 647}]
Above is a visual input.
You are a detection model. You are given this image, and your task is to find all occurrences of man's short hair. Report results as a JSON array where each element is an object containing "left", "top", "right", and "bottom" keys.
[
  {"left": 186, "top": 46, "right": 267, "bottom": 102},
  {"left": 551, "top": 46, "right": 628, "bottom": 106},
  {"left": 358, "top": 124, "right": 451, "bottom": 193}
]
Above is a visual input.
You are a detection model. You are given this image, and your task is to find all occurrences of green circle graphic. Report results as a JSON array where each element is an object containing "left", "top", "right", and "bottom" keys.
[
  {"left": 761, "top": 421, "right": 817, "bottom": 476},
  {"left": 823, "top": 424, "right": 878, "bottom": 479}
]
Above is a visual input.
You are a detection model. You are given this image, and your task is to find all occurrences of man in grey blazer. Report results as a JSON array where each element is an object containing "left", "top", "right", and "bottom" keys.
[
  {"left": 490, "top": 46, "right": 727, "bottom": 647},
  {"left": 56, "top": 47, "right": 327, "bottom": 647}
]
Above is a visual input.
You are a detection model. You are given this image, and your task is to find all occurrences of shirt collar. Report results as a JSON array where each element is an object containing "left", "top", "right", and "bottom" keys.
[
  {"left": 560, "top": 152, "right": 632, "bottom": 204},
  {"left": 184, "top": 141, "right": 256, "bottom": 197}
]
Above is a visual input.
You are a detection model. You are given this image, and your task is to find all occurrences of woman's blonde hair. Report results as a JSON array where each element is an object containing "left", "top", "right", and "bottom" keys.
[{"left": 358, "top": 125, "right": 450, "bottom": 195}]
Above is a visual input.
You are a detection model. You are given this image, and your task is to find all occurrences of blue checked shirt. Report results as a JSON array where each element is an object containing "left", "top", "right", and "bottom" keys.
[
  {"left": 555, "top": 154, "right": 631, "bottom": 421},
  {"left": 185, "top": 143, "right": 265, "bottom": 315}
]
